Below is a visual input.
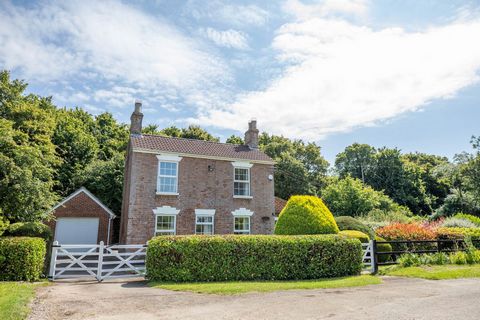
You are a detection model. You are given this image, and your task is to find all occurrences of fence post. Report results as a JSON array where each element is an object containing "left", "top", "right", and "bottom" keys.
[
  {"left": 372, "top": 239, "right": 378, "bottom": 274},
  {"left": 97, "top": 241, "right": 104, "bottom": 282},
  {"left": 48, "top": 241, "right": 59, "bottom": 280}
]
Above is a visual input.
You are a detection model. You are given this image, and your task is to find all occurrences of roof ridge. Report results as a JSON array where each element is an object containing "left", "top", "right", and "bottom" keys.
[{"left": 138, "top": 133, "right": 244, "bottom": 147}]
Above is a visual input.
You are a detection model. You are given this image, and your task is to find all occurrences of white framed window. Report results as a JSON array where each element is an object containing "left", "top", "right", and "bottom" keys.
[
  {"left": 195, "top": 209, "right": 215, "bottom": 235},
  {"left": 156, "top": 155, "right": 182, "bottom": 195},
  {"left": 153, "top": 206, "right": 180, "bottom": 236},
  {"left": 232, "top": 162, "right": 253, "bottom": 198},
  {"left": 232, "top": 208, "right": 253, "bottom": 235}
]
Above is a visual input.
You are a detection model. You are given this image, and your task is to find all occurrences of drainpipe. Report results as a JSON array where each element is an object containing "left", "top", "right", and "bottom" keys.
[{"left": 107, "top": 216, "right": 115, "bottom": 245}]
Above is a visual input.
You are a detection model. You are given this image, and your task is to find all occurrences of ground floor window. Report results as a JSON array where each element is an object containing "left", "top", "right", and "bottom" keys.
[
  {"left": 195, "top": 215, "right": 214, "bottom": 235},
  {"left": 155, "top": 215, "right": 176, "bottom": 235},
  {"left": 234, "top": 216, "right": 250, "bottom": 234}
]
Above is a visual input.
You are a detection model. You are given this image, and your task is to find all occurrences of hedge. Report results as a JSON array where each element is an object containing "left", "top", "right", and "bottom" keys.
[
  {"left": 4, "top": 222, "right": 52, "bottom": 241},
  {"left": 275, "top": 195, "right": 339, "bottom": 235},
  {"left": 339, "top": 230, "right": 370, "bottom": 243},
  {"left": 335, "top": 216, "right": 375, "bottom": 239},
  {"left": 375, "top": 236, "right": 392, "bottom": 263},
  {"left": 147, "top": 235, "right": 362, "bottom": 282},
  {"left": 0, "top": 237, "right": 46, "bottom": 281}
]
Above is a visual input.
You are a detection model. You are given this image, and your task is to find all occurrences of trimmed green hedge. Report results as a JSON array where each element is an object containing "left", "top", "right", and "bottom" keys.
[
  {"left": 0, "top": 237, "right": 46, "bottom": 281},
  {"left": 339, "top": 230, "right": 370, "bottom": 243},
  {"left": 275, "top": 195, "right": 339, "bottom": 235},
  {"left": 147, "top": 235, "right": 362, "bottom": 282},
  {"left": 335, "top": 216, "right": 375, "bottom": 239},
  {"left": 375, "top": 236, "right": 392, "bottom": 263},
  {"left": 5, "top": 222, "right": 52, "bottom": 241}
]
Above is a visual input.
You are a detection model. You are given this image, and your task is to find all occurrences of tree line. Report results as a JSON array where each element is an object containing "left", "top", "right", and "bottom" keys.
[{"left": 1, "top": 70, "right": 479, "bottom": 227}]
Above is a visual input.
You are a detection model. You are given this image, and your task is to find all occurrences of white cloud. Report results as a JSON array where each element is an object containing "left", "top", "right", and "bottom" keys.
[
  {"left": 283, "top": 0, "right": 369, "bottom": 20},
  {"left": 200, "top": 28, "right": 249, "bottom": 50},
  {"left": 186, "top": 1, "right": 269, "bottom": 27},
  {"left": 196, "top": 17, "right": 480, "bottom": 140},
  {"left": 0, "top": 0, "right": 229, "bottom": 108}
]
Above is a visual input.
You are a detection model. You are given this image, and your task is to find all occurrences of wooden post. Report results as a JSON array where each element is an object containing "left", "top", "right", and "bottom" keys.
[
  {"left": 372, "top": 239, "right": 378, "bottom": 274},
  {"left": 97, "top": 241, "right": 104, "bottom": 282},
  {"left": 48, "top": 241, "right": 59, "bottom": 280}
]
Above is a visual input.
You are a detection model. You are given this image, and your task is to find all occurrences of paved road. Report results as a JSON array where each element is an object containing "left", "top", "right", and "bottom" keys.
[{"left": 29, "top": 276, "right": 480, "bottom": 320}]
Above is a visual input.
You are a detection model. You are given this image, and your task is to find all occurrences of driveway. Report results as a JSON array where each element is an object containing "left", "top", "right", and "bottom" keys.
[{"left": 29, "top": 277, "right": 480, "bottom": 320}]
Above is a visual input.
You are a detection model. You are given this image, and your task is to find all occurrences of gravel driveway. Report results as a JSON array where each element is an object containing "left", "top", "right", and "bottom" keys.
[{"left": 29, "top": 276, "right": 480, "bottom": 320}]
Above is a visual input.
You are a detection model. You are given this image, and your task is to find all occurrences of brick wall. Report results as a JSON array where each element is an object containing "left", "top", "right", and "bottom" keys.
[
  {"left": 47, "top": 191, "right": 113, "bottom": 244},
  {"left": 120, "top": 151, "right": 275, "bottom": 244}
]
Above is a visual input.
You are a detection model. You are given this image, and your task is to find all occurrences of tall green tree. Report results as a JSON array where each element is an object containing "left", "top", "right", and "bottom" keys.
[{"left": 335, "top": 143, "right": 376, "bottom": 183}]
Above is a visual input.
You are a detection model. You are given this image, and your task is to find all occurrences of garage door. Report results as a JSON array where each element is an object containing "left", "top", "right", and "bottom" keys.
[{"left": 55, "top": 218, "right": 99, "bottom": 244}]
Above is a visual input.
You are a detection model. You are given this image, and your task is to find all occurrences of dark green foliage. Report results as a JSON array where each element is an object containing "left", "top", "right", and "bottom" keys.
[
  {"left": 225, "top": 135, "right": 244, "bottom": 144},
  {"left": 335, "top": 216, "right": 375, "bottom": 239},
  {"left": 146, "top": 235, "right": 362, "bottom": 282},
  {"left": 5, "top": 222, "right": 52, "bottom": 241},
  {"left": 375, "top": 236, "right": 392, "bottom": 263},
  {"left": 275, "top": 195, "right": 339, "bottom": 235},
  {"left": 0, "top": 214, "right": 8, "bottom": 236},
  {"left": 0, "top": 237, "right": 46, "bottom": 281}
]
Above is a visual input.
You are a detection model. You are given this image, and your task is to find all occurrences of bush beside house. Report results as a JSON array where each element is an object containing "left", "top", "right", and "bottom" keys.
[
  {"left": 4, "top": 222, "right": 52, "bottom": 241},
  {"left": 0, "top": 237, "right": 46, "bottom": 281},
  {"left": 147, "top": 235, "right": 362, "bottom": 282},
  {"left": 275, "top": 195, "right": 339, "bottom": 235},
  {"left": 335, "top": 216, "right": 375, "bottom": 239}
]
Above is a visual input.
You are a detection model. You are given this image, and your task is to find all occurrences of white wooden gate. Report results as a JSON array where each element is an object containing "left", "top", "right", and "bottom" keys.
[
  {"left": 362, "top": 240, "right": 375, "bottom": 273},
  {"left": 49, "top": 241, "right": 146, "bottom": 281}
]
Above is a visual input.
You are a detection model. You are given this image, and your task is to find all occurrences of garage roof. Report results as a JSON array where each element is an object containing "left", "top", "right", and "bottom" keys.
[{"left": 51, "top": 187, "right": 116, "bottom": 219}]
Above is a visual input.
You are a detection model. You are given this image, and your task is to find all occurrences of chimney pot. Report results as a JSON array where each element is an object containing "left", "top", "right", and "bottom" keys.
[{"left": 130, "top": 101, "right": 144, "bottom": 135}]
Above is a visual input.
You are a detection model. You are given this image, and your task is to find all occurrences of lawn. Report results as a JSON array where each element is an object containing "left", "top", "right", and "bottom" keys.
[
  {"left": 381, "top": 264, "right": 480, "bottom": 280},
  {"left": 150, "top": 275, "right": 381, "bottom": 295},
  {"left": 0, "top": 282, "right": 46, "bottom": 320}
]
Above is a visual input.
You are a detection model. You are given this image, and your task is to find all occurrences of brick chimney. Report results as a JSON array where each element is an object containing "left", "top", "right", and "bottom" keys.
[
  {"left": 244, "top": 119, "right": 259, "bottom": 149},
  {"left": 130, "top": 101, "right": 143, "bottom": 135}
]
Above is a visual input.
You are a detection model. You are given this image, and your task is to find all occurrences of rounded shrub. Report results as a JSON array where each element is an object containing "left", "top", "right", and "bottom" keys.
[
  {"left": 274, "top": 195, "right": 339, "bottom": 235},
  {"left": 335, "top": 216, "right": 375, "bottom": 239},
  {"left": 375, "top": 236, "right": 392, "bottom": 263},
  {"left": 0, "top": 237, "right": 46, "bottom": 281},
  {"left": 5, "top": 222, "right": 52, "bottom": 241},
  {"left": 339, "top": 230, "right": 369, "bottom": 243}
]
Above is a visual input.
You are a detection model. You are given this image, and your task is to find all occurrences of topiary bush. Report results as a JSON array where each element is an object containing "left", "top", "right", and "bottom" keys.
[
  {"left": 375, "top": 236, "right": 392, "bottom": 263},
  {"left": 339, "top": 230, "right": 370, "bottom": 243},
  {"left": 335, "top": 216, "right": 375, "bottom": 239},
  {"left": 0, "top": 237, "right": 46, "bottom": 281},
  {"left": 275, "top": 195, "right": 339, "bottom": 235},
  {"left": 147, "top": 235, "right": 362, "bottom": 282},
  {"left": 5, "top": 222, "right": 52, "bottom": 241}
]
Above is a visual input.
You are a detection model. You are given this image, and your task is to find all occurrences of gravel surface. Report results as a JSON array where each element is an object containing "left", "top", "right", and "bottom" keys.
[{"left": 28, "top": 276, "right": 480, "bottom": 320}]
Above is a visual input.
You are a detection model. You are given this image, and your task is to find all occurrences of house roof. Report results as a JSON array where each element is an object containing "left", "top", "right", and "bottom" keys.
[
  {"left": 130, "top": 134, "right": 274, "bottom": 163},
  {"left": 275, "top": 196, "right": 288, "bottom": 215},
  {"left": 51, "top": 187, "right": 116, "bottom": 219}
]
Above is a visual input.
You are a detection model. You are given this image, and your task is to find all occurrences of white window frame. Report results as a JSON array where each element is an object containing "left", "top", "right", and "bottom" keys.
[
  {"left": 195, "top": 209, "right": 215, "bottom": 235},
  {"left": 156, "top": 154, "right": 182, "bottom": 195},
  {"left": 232, "top": 162, "right": 253, "bottom": 199},
  {"left": 232, "top": 208, "right": 254, "bottom": 235},
  {"left": 153, "top": 206, "right": 180, "bottom": 236}
]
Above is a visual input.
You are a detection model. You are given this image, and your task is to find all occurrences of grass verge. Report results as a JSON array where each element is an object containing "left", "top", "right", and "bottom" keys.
[
  {"left": 150, "top": 275, "right": 381, "bottom": 295},
  {"left": 380, "top": 264, "right": 480, "bottom": 280},
  {"left": 0, "top": 282, "right": 47, "bottom": 320}
]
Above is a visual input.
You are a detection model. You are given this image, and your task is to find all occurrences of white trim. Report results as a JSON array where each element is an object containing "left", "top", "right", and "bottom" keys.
[
  {"left": 155, "top": 215, "right": 176, "bottom": 236},
  {"left": 194, "top": 209, "right": 216, "bottom": 216},
  {"left": 156, "top": 154, "right": 183, "bottom": 162},
  {"left": 231, "top": 161, "right": 253, "bottom": 168},
  {"left": 50, "top": 187, "right": 116, "bottom": 219},
  {"left": 133, "top": 148, "right": 275, "bottom": 165},
  {"left": 233, "top": 216, "right": 251, "bottom": 234},
  {"left": 156, "top": 192, "right": 179, "bottom": 196},
  {"left": 233, "top": 195, "right": 253, "bottom": 199},
  {"left": 153, "top": 206, "right": 180, "bottom": 215},
  {"left": 231, "top": 208, "right": 254, "bottom": 217}
]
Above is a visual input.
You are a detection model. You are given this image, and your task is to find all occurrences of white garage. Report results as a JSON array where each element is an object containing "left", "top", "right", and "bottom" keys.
[{"left": 54, "top": 218, "right": 100, "bottom": 245}]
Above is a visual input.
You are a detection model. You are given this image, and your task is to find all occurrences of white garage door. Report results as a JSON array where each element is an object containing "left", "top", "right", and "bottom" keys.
[{"left": 55, "top": 218, "right": 99, "bottom": 244}]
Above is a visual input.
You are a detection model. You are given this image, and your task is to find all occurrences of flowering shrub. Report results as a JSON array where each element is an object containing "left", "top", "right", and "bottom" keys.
[
  {"left": 376, "top": 223, "right": 437, "bottom": 241},
  {"left": 437, "top": 227, "right": 480, "bottom": 240}
]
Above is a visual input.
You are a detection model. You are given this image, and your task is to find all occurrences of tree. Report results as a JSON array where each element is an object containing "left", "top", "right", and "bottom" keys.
[
  {"left": 322, "top": 176, "right": 409, "bottom": 217},
  {"left": 335, "top": 143, "right": 376, "bottom": 183},
  {"left": 226, "top": 135, "right": 243, "bottom": 144},
  {"left": 260, "top": 133, "right": 329, "bottom": 199},
  {"left": 93, "top": 113, "right": 129, "bottom": 160}
]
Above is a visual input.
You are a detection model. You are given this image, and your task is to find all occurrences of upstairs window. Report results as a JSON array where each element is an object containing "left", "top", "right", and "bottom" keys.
[
  {"left": 156, "top": 155, "right": 182, "bottom": 195},
  {"left": 232, "top": 162, "right": 253, "bottom": 198}
]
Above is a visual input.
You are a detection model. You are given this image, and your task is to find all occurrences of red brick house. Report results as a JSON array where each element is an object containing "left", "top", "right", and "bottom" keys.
[
  {"left": 119, "top": 102, "right": 276, "bottom": 244},
  {"left": 48, "top": 187, "right": 116, "bottom": 245}
]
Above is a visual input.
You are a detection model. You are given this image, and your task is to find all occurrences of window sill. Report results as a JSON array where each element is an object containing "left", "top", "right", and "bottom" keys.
[
  {"left": 156, "top": 192, "right": 179, "bottom": 196},
  {"left": 233, "top": 195, "right": 253, "bottom": 199}
]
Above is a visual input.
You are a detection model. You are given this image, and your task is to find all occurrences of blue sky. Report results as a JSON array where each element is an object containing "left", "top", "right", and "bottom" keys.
[{"left": 1, "top": 0, "right": 480, "bottom": 163}]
